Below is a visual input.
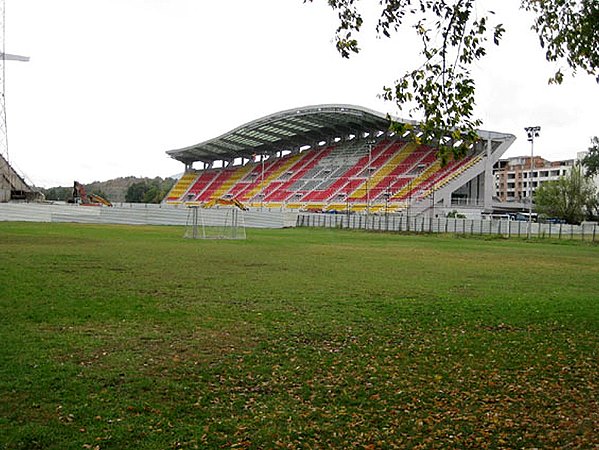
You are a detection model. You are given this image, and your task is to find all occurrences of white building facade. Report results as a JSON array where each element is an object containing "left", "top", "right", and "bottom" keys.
[{"left": 494, "top": 155, "right": 577, "bottom": 202}]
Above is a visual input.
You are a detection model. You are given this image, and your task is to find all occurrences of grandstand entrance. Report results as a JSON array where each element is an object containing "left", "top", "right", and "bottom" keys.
[{"left": 184, "top": 205, "right": 246, "bottom": 240}]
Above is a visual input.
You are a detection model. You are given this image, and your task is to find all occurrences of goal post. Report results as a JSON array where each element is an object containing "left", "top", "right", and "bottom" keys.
[{"left": 184, "top": 205, "right": 246, "bottom": 240}]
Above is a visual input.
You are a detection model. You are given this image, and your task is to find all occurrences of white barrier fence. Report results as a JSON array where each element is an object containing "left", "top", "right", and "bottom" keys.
[
  {"left": 2, "top": 204, "right": 597, "bottom": 241},
  {"left": 0, "top": 203, "right": 297, "bottom": 229},
  {"left": 297, "top": 213, "right": 599, "bottom": 241}
]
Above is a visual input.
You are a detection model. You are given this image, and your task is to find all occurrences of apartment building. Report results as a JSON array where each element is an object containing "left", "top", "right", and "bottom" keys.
[{"left": 494, "top": 155, "right": 577, "bottom": 202}]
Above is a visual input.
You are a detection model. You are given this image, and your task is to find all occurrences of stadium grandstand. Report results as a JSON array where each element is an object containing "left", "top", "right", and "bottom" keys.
[
  {"left": 164, "top": 104, "right": 515, "bottom": 217},
  {"left": 0, "top": 152, "right": 42, "bottom": 202}
]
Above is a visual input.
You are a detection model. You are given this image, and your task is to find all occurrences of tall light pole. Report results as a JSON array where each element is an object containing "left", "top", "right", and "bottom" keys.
[
  {"left": 0, "top": 0, "right": 31, "bottom": 200},
  {"left": 525, "top": 126, "right": 541, "bottom": 238},
  {"left": 366, "top": 142, "right": 372, "bottom": 216}
]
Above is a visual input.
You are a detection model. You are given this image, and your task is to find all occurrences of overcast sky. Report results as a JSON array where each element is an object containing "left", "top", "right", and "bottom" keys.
[{"left": 5, "top": 0, "right": 598, "bottom": 187}]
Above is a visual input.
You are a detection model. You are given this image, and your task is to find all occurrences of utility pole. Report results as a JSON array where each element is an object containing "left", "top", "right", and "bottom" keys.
[{"left": 0, "top": 0, "right": 7, "bottom": 164}]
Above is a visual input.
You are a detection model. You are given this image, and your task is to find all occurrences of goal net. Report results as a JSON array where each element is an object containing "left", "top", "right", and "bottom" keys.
[{"left": 184, "top": 206, "right": 246, "bottom": 240}]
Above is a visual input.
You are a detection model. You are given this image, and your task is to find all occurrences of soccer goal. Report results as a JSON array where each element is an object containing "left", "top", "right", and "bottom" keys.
[{"left": 184, "top": 205, "right": 246, "bottom": 240}]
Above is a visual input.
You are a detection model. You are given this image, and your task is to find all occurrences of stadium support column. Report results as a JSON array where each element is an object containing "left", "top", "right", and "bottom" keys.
[
  {"left": 483, "top": 134, "right": 493, "bottom": 212},
  {"left": 260, "top": 154, "right": 265, "bottom": 210},
  {"left": 366, "top": 143, "right": 372, "bottom": 216}
]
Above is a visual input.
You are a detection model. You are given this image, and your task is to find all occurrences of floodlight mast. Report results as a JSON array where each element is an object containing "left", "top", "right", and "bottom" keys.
[{"left": 525, "top": 126, "right": 541, "bottom": 238}]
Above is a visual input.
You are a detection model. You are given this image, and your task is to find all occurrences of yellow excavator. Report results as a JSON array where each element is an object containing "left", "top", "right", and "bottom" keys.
[
  {"left": 71, "top": 181, "right": 112, "bottom": 207},
  {"left": 202, "top": 197, "right": 248, "bottom": 210}
]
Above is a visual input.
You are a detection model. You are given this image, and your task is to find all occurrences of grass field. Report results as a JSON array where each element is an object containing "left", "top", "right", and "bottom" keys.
[{"left": 1, "top": 222, "right": 597, "bottom": 449}]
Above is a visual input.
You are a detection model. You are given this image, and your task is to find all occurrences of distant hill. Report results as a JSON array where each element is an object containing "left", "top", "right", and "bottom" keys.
[{"left": 42, "top": 176, "right": 176, "bottom": 203}]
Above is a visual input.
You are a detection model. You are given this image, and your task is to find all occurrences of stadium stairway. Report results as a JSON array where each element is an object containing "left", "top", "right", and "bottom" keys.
[
  {"left": 195, "top": 165, "right": 248, "bottom": 202},
  {"left": 348, "top": 141, "right": 415, "bottom": 201},
  {"left": 390, "top": 161, "right": 442, "bottom": 202},
  {"left": 264, "top": 148, "right": 333, "bottom": 203},
  {"left": 422, "top": 155, "right": 483, "bottom": 198},
  {"left": 263, "top": 146, "right": 335, "bottom": 204},
  {"left": 225, "top": 157, "right": 283, "bottom": 202},
  {"left": 165, "top": 172, "right": 197, "bottom": 203},
  {"left": 408, "top": 154, "right": 487, "bottom": 215},
  {"left": 243, "top": 153, "right": 303, "bottom": 202},
  {"left": 184, "top": 170, "right": 219, "bottom": 201},
  {"left": 209, "top": 164, "right": 255, "bottom": 200},
  {"left": 298, "top": 142, "right": 387, "bottom": 205}
]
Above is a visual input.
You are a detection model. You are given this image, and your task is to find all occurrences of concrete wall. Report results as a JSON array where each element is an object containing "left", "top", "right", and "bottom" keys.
[{"left": 0, "top": 203, "right": 297, "bottom": 229}]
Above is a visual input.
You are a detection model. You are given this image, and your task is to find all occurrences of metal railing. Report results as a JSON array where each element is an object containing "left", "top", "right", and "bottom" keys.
[{"left": 296, "top": 213, "right": 598, "bottom": 242}]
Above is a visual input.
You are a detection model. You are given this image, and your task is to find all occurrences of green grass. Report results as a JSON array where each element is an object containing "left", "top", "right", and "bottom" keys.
[{"left": 1, "top": 222, "right": 597, "bottom": 449}]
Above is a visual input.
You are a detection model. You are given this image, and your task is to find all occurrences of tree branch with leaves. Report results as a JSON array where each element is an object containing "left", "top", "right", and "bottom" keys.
[
  {"left": 581, "top": 136, "right": 599, "bottom": 178},
  {"left": 305, "top": 0, "right": 598, "bottom": 163}
]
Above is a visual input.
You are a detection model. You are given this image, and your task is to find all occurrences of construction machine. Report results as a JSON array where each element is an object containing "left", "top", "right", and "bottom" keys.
[{"left": 71, "top": 181, "right": 112, "bottom": 206}]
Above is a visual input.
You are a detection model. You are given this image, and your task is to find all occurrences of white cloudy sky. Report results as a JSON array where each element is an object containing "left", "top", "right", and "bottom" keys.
[{"left": 5, "top": 0, "right": 598, "bottom": 187}]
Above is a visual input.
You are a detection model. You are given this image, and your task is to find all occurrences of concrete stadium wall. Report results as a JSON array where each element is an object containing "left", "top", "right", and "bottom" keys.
[{"left": 0, "top": 203, "right": 297, "bottom": 228}]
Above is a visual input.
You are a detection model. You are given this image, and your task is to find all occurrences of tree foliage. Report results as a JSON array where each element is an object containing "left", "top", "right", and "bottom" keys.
[
  {"left": 125, "top": 178, "right": 175, "bottom": 203},
  {"left": 534, "top": 164, "right": 597, "bottom": 224},
  {"left": 581, "top": 136, "right": 599, "bottom": 178},
  {"left": 125, "top": 181, "right": 148, "bottom": 203},
  {"left": 42, "top": 186, "right": 72, "bottom": 201},
  {"left": 524, "top": 0, "right": 599, "bottom": 84},
  {"left": 306, "top": 0, "right": 598, "bottom": 162}
]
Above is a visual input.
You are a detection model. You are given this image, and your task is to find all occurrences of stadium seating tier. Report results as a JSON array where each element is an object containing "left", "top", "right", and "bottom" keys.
[{"left": 164, "top": 138, "right": 483, "bottom": 211}]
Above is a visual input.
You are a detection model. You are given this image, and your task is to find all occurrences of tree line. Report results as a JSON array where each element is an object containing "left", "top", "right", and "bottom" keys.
[
  {"left": 41, "top": 177, "right": 176, "bottom": 204},
  {"left": 535, "top": 137, "right": 599, "bottom": 224},
  {"left": 124, "top": 179, "right": 176, "bottom": 203}
]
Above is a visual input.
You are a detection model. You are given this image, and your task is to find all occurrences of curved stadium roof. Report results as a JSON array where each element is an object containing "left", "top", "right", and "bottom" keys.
[
  {"left": 166, "top": 103, "right": 515, "bottom": 165},
  {"left": 166, "top": 104, "right": 396, "bottom": 165}
]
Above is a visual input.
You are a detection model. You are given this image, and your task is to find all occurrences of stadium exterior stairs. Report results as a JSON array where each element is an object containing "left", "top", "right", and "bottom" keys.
[
  {"left": 410, "top": 155, "right": 486, "bottom": 215},
  {"left": 390, "top": 160, "right": 441, "bottom": 202},
  {"left": 423, "top": 155, "right": 483, "bottom": 197},
  {"left": 419, "top": 156, "right": 481, "bottom": 199}
]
